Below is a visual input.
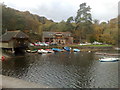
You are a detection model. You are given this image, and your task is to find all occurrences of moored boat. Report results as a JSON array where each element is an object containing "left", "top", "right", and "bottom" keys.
[
  {"left": 64, "top": 47, "right": 71, "bottom": 51},
  {"left": 52, "top": 48, "right": 62, "bottom": 52},
  {"left": 26, "top": 50, "right": 37, "bottom": 53},
  {"left": 99, "top": 58, "right": 120, "bottom": 62},
  {"left": 31, "top": 50, "right": 38, "bottom": 53},
  {"left": 26, "top": 50, "right": 31, "bottom": 53},
  {"left": 73, "top": 49, "right": 80, "bottom": 52},
  {"left": 45, "top": 49, "right": 54, "bottom": 53},
  {"left": 61, "top": 49, "right": 66, "bottom": 52},
  {"left": 38, "top": 49, "right": 48, "bottom": 54}
]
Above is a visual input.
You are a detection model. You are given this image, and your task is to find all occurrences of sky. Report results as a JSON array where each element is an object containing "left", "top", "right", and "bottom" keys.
[{"left": 1, "top": 0, "right": 120, "bottom": 22}]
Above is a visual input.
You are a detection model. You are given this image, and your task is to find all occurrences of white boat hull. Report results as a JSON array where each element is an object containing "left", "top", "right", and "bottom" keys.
[
  {"left": 99, "top": 58, "right": 119, "bottom": 62},
  {"left": 38, "top": 49, "right": 48, "bottom": 54},
  {"left": 73, "top": 49, "right": 80, "bottom": 52},
  {"left": 45, "top": 49, "right": 54, "bottom": 53}
]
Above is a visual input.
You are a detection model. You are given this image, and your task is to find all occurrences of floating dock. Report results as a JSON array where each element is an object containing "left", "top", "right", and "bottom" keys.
[{"left": 95, "top": 52, "right": 120, "bottom": 56}]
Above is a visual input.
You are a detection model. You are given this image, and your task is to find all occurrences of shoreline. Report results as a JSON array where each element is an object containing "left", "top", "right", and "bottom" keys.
[
  {"left": 0, "top": 45, "right": 115, "bottom": 59},
  {"left": 29, "top": 45, "right": 114, "bottom": 52}
]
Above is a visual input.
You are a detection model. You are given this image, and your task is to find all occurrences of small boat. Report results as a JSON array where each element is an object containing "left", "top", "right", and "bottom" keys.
[
  {"left": 99, "top": 58, "right": 120, "bottom": 62},
  {"left": 61, "top": 49, "right": 66, "bottom": 52},
  {"left": 64, "top": 47, "right": 71, "bottom": 51},
  {"left": 73, "top": 49, "right": 80, "bottom": 52},
  {"left": 26, "top": 50, "right": 37, "bottom": 53},
  {"left": 114, "top": 47, "right": 120, "bottom": 50},
  {"left": 26, "top": 50, "right": 30, "bottom": 52},
  {"left": 45, "top": 49, "right": 54, "bottom": 53},
  {"left": 38, "top": 49, "right": 48, "bottom": 54},
  {"left": 31, "top": 50, "right": 38, "bottom": 53},
  {"left": 52, "top": 48, "right": 62, "bottom": 52}
]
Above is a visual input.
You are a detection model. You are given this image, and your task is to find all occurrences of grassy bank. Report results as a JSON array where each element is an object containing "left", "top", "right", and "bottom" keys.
[
  {"left": 68, "top": 44, "right": 112, "bottom": 47},
  {"left": 68, "top": 44, "right": 113, "bottom": 51}
]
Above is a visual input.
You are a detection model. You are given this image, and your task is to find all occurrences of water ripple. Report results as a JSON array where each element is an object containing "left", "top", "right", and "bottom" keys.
[{"left": 2, "top": 51, "right": 118, "bottom": 88}]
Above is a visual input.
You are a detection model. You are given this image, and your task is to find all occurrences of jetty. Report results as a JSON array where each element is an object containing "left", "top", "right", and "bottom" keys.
[{"left": 95, "top": 52, "right": 120, "bottom": 56}]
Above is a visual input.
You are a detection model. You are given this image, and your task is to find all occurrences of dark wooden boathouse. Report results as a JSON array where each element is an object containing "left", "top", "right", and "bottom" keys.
[{"left": 0, "top": 30, "right": 29, "bottom": 55}]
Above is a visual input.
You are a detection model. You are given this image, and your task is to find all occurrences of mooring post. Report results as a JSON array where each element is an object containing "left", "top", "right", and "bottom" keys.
[{"left": 12, "top": 48, "right": 15, "bottom": 54}]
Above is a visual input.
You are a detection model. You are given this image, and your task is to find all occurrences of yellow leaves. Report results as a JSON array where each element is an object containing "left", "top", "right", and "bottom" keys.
[
  {"left": 74, "top": 30, "right": 81, "bottom": 37},
  {"left": 100, "top": 34, "right": 115, "bottom": 44}
]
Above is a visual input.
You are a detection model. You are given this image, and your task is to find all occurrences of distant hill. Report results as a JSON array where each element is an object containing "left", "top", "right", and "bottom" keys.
[
  {"left": 1, "top": 4, "right": 75, "bottom": 41},
  {"left": 2, "top": 4, "right": 54, "bottom": 35}
]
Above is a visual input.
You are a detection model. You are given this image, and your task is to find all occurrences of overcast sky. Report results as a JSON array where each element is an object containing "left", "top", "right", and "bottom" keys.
[{"left": 1, "top": 0, "right": 120, "bottom": 22}]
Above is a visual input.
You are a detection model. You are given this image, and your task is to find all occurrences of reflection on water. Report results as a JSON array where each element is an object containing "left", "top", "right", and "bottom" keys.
[{"left": 2, "top": 51, "right": 118, "bottom": 88}]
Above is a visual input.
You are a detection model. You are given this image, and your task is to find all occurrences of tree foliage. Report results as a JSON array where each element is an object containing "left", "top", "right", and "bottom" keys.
[
  {"left": 75, "top": 3, "right": 92, "bottom": 24},
  {"left": 1, "top": 3, "right": 118, "bottom": 45},
  {"left": 74, "top": 3, "right": 93, "bottom": 43}
]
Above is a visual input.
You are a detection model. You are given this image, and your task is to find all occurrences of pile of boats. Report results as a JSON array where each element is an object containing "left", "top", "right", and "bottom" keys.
[{"left": 26, "top": 47, "right": 80, "bottom": 54}]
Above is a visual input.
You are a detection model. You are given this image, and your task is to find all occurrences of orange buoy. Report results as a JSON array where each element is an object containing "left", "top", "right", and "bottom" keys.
[{"left": 1, "top": 56, "right": 5, "bottom": 61}]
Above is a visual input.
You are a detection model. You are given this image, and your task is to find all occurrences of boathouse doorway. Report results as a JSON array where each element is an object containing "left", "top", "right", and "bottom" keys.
[
  {"left": 14, "top": 38, "right": 28, "bottom": 55},
  {"left": 0, "top": 30, "right": 29, "bottom": 55}
]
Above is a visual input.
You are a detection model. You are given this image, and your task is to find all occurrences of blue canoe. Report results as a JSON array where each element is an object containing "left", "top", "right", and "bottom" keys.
[
  {"left": 52, "top": 48, "right": 62, "bottom": 52},
  {"left": 64, "top": 47, "right": 71, "bottom": 51},
  {"left": 73, "top": 49, "right": 80, "bottom": 52}
]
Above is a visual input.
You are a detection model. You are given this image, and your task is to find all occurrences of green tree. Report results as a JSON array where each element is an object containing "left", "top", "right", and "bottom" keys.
[
  {"left": 67, "top": 16, "right": 74, "bottom": 23},
  {"left": 75, "top": 3, "right": 92, "bottom": 23},
  {"left": 93, "top": 19, "right": 99, "bottom": 25},
  {"left": 74, "top": 2, "right": 93, "bottom": 43}
]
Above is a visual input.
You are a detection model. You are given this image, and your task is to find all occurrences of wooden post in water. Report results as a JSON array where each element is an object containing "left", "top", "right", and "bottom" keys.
[{"left": 12, "top": 48, "right": 15, "bottom": 54}]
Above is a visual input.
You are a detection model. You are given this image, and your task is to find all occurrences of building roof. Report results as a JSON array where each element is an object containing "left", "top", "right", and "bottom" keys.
[
  {"left": 43, "top": 32, "right": 72, "bottom": 38},
  {"left": 0, "top": 30, "right": 29, "bottom": 42}
]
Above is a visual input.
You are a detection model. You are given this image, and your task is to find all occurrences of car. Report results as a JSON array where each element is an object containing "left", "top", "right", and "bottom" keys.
[
  {"left": 79, "top": 43, "right": 87, "bottom": 45},
  {"left": 93, "top": 41, "right": 102, "bottom": 45},
  {"left": 79, "top": 42, "right": 92, "bottom": 46},
  {"left": 85, "top": 42, "right": 91, "bottom": 45}
]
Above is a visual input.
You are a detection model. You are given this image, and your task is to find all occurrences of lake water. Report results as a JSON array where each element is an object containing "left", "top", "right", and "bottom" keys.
[{"left": 2, "top": 51, "right": 119, "bottom": 88}]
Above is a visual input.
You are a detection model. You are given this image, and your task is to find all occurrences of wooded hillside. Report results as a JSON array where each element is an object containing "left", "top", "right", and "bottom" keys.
[{"left": 1, "top": 3, "right": 119, "bottom": 45}]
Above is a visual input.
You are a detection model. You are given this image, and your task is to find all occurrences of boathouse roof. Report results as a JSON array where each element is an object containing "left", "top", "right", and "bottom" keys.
[
  {"left": 0, "top": 30, "right": 29, "bottom": 42},
  {"left": 43, "top": 32, "right": 72, "bottom": 38}
]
